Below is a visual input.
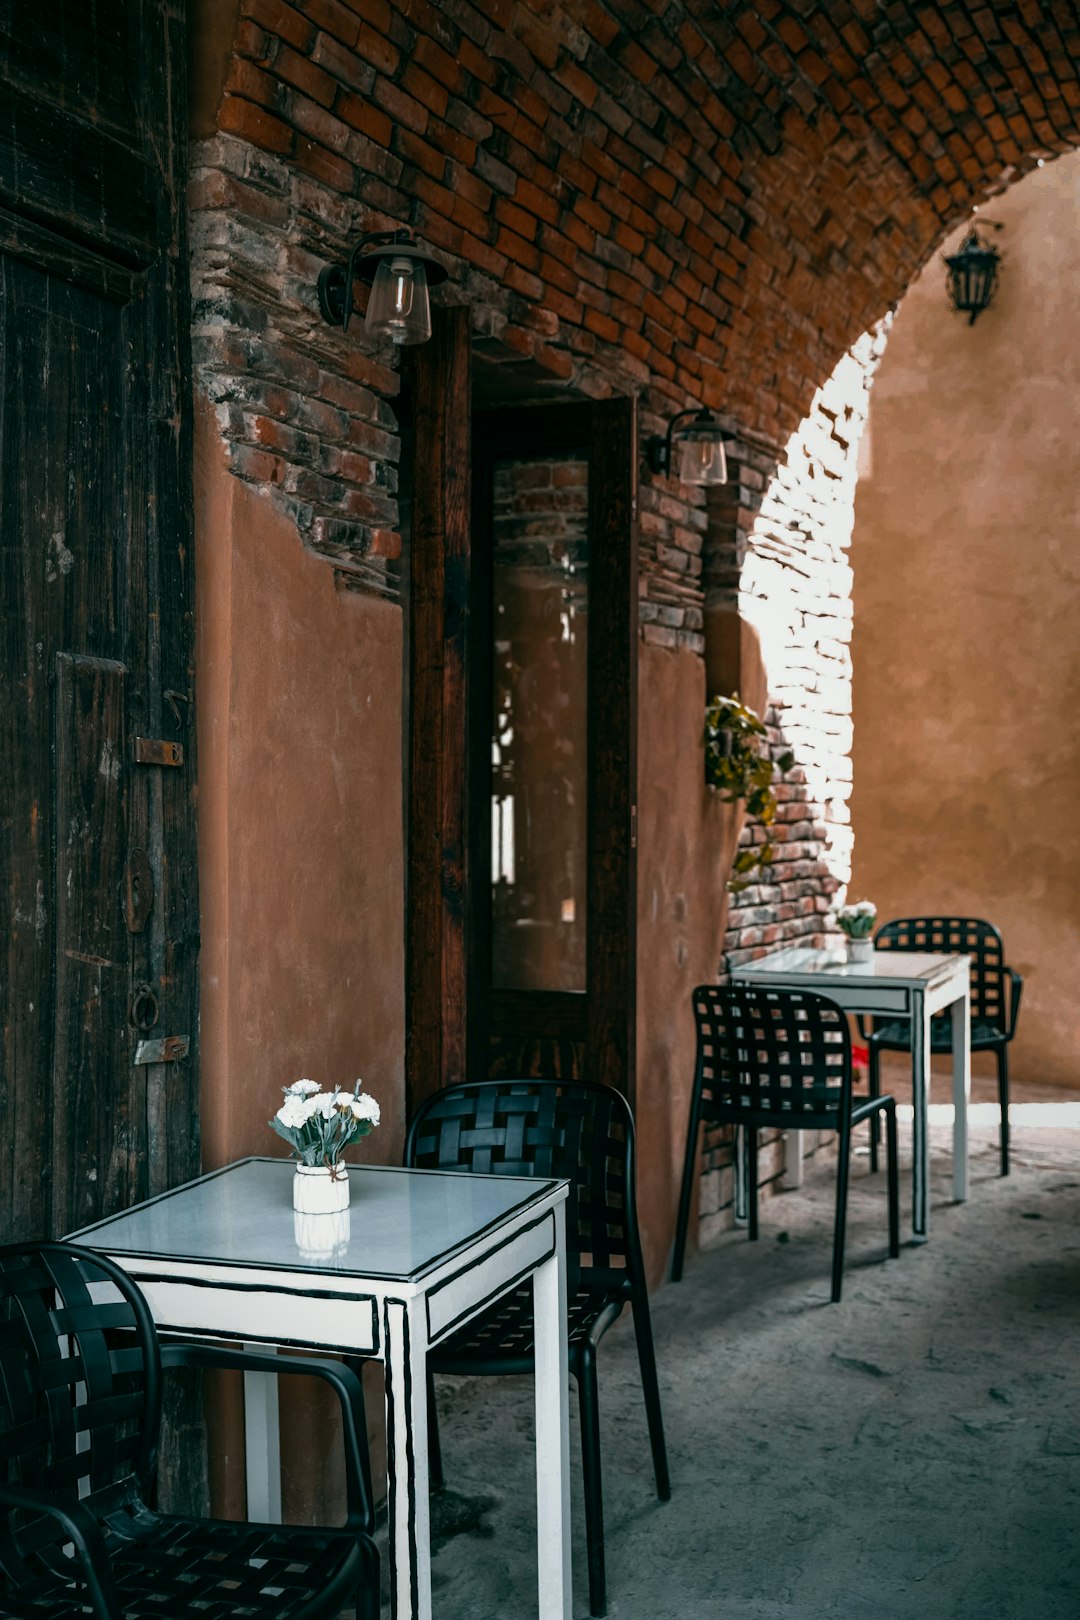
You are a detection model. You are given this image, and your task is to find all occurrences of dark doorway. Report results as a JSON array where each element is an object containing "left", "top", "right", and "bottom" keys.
[
  {"left": 468, "top": 401, "right": 639, "bottom": 1096},
  {"left": 0, "top": 3, "right": 198, "bottom": 1241}
]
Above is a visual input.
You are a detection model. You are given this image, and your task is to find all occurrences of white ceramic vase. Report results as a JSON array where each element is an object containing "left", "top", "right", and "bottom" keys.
[
  {"left": 846, "top": 935, "right": 874, "bottom": 963},
  {"left": 293, "top": 1163, "right": 350, "bottom": 1214}
]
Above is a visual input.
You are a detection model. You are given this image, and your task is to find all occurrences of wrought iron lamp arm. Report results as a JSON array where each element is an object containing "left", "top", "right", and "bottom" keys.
[
  {"left": 647, "top": 407, "right": 715, "bottom": 476},
  {"left": 319, "top": 229, "right": 413, "bottom": 332}
]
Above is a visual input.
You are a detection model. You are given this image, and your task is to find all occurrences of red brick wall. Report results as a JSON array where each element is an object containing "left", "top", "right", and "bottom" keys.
[
  {"left": 191, "top": 2, "right": 1080, "bottom": 600},
  {"left": 721, "top": 328, "right": 890, "bottom": 965}
]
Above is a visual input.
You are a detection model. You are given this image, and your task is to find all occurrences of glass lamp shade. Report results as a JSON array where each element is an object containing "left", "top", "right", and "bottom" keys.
[
  {"left": 676, "top": 428, "right": 728, "bottom": 486},
  {"left": 364, "top": 255, "right": 432, "bottom": 346}
]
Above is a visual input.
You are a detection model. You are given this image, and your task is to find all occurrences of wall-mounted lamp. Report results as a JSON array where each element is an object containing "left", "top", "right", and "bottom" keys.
[
  {"left": 317, "top": 229, "right": 448, "bottom": 346},
  {"left": 647, "top": 408, "right": 733, "bottom": 486},
  {"left": 944, "top": 222, "right": 1002, "bottom": 325}
]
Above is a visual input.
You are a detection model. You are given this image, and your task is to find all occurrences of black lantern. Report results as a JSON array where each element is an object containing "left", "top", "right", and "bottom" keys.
[
  {"left": 944, "top": 223, "right": 1002, "bottom": 325},
  {"left": 317, "top": 229, "right": 448, "bottom": 346},
  {"left": 647, "top": 408, "right": 733, "bottom": 486}
]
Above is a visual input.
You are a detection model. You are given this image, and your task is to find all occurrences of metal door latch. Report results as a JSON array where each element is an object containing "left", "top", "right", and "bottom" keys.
[
  {"left": 133, "top": 737, "right": 184, "bottom": 767},
  {"left": 133, "top": 1035, "right": 189, "bottom": 1065}
]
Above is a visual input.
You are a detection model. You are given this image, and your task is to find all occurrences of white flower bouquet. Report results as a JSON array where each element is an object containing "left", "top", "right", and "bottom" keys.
[
  {"left": 269, "top": 1078, "right": 380, "bottom": 1178},
  {"left": 835, "top": 900, "right": 877, "bottom": 940}
]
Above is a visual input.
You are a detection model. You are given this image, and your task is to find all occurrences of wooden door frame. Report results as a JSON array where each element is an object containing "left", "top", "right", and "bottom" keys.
[
  {"left": 404, "top": 374, "right": 638, "bottom": 1115},
  {"left": 403, "top": 308, "right": 472, "bottom": 1121}
]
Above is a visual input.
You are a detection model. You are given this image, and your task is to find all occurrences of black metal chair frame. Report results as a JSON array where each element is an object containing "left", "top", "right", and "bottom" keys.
[
  {"left": 673, "top": 983, "right": 901, "bottom": 1303},
  {"left": 405, "top": 1077, "right": 670, "bottom": 1619},
  {"left": 0, "top": 1241, "right": 379, "bottom": 1620},
  {"left": 862, "top": 916, "right": 1022, "bottom": 1176}
]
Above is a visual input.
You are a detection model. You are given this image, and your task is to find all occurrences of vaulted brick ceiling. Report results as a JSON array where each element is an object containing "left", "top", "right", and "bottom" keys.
[
  {"left": 568, "top": 0, "right": 1080, "bottom": 434},
  {"left": 205, "top": 0, "right": 1080, "bottom": 455}
]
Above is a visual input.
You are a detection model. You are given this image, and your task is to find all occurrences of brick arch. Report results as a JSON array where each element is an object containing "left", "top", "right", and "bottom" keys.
[
  {"left": 191, "top": 0, "right": 1080, "bottom": 591},
  {"left": 708, "top": 2, "right": 1079, "bottom": 436}
]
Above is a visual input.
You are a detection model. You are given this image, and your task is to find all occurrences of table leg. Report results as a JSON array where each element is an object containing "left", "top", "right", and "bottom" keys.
[
  {"left": 951, "top": 990, "right": 971, "bottom": 1202},
  {"left": 911, "top": 992, "right": 931, "bottom": 1242},
  {"left": 782, "top": 1129, "right": 805, "bottom": 1189},
  {"left": 243, "top": 1344, "right": 282, "bottom": 1523},
  {"left": 734, "top": 1125, "right": 750, "bottom": 1226},
  {"left": 533, "top": 1207, "right": 572, "bottom": 1620},
  {"left": 383, "top": 1298, "right": 432, "bottom": 1620}
]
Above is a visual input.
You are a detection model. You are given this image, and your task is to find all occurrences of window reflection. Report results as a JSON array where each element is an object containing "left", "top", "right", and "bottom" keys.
[{"left": 490, "top": 456, "right": 588, "bottom": 992}]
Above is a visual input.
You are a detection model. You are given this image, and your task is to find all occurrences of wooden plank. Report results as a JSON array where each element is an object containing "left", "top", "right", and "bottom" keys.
[
  {"left": 405, "top": 308, "right": 472, "bottom": 1118},
  {"left": 487, "top": 991, "right": 588, "bottom": 1039},
  {"left": 0, "top": 254, "right": 128, "bottom": 1243},
  {"left": 0, "top": 0, "right": 135, "bottom": 138},
  {"left": 0, "top": 81, "right": 156, "bottom": 265},
  {"left": 587, "top": 397, "right": 638, "bottom": 1100},
  {"left": 0, "top": 205, "right": 134, "bottom": 301},
  {"left": 52, "top": 654, "right": 130, "bottom": 1235}
]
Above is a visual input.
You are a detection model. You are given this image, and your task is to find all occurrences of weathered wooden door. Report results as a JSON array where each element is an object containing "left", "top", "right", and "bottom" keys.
[{"left": 0, "top": 1, "right": 197, "bottom": 1242}]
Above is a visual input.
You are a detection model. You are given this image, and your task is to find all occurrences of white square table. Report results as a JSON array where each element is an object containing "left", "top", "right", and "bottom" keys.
[
  {"left": 68, "top": 1157, "right": 572, "bottom": 1620},
  {"left": 730, "top": 946, "right": 971, "bottom": 1240}
]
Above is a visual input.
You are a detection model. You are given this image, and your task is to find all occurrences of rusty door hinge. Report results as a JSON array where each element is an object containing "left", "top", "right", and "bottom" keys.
[
  {"left": 133, "top": 1035, "right": 189, "bottom": 1065},
  {"left": 134, "top": 737, "right": 184, "bottom": 767}
]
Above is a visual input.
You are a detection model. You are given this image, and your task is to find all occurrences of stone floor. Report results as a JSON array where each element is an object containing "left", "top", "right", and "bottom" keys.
[{"left": 383, "top": 1077, "right": 1080, "bottom": 1619}]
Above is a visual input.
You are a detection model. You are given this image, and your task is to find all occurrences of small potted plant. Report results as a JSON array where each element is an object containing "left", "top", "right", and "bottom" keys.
[
  {"left": 270, "top": 1078, "right": 380, "bottom": 1214},
  {"left": 705, "top": 693, "right": 794, "bottom": 891},
  {"left": 835, "top": 900, "right": 877, "bottom": 963}
]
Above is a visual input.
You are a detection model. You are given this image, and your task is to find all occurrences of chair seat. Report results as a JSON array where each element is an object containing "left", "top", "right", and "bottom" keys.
[
  {"left": 870, "top": 1017, "right": 1005, "bottom": 1052},
  {"left": 430, "top": 1279, "right": 628, "bottom": 1369},
  {"left": 2, "top": 1514, "right": 364, "bottom": 1620}
]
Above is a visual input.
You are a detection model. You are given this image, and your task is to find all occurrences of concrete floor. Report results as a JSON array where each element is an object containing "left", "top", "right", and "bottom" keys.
[{"left": 386, "top": 1080, "right": 1080, "bottom": 1619}]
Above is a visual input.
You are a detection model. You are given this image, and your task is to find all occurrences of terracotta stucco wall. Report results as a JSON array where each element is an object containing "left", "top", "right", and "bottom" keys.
[
  {"left": 850, "top": 155, "right": 1080, "bottom": 1088},
  {"left": 194, "top": 403, "right": 404, "bottom": 1516},
  {"left": 635, "top": 643, "right": 742, "bottom": 1280},
  {"left": 196, "top": 402, "right": 405, "bottom": 1165}
]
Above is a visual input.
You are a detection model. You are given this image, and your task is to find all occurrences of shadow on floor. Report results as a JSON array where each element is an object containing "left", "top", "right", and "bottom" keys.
[{"left": 387, "top": 1112, "right": 1080, "bottom": 1619}]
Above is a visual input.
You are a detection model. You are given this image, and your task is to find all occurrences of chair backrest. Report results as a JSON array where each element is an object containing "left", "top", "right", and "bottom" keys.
[
  {"left": 405, "top": 1079, "right": 643, "bottom": 1295},
  {"left": 0, "top": 1242, "right": 161, "bottom": 1559},
  {"left": 874, "top": 916, "right": 1006, "bottom": 1024},
  {"left": 692, "top": 983, "right": 854, "bottom": 1130}
]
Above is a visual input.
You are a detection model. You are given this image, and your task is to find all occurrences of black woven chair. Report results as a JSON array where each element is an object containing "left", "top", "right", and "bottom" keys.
[
  {"left": 0, "top": 1241, "right": 379, "bottom": 1620},
  {"left": 863, "top": 916, "right": 1023, "bottom": 1176},
  {"left": 672, "top": 984, "right": 901, "bottom": 1303},
  {"left": 406, "top": 1078, "right": 670, "bottom": 1619}
]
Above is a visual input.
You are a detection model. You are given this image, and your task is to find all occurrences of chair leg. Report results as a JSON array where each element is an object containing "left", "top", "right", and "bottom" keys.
[
  {"left": 997, "top": 1045, "right": 1010, "bottom": 1176},
  {"left": 747, "top": 1126, "right": 759, "bottom": 1242},
  {"left": 357, "top": 1537, "right": 381, "bottom": 1620},
  {"left": 884, "top": 1102, "right": 900, "bottom": 1259},
  {"left": 577, "top": 1347, "right": 607, "bottom": 1618},
  {"left": 630, "top": 1289, "right": 671, "bottom": 1502},
  {"left": 868, "top": 1041, "right": 882, "bottom": 1173},
  {"left": 672, "top": 1098, "right": 702, "bottom": 1281},
  {"left": 831, "top": 1130, "right": 851, "bottom": 1303}
]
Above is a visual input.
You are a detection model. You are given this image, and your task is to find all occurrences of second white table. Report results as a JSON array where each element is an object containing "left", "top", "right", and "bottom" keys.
[{"left": 730, "top": 946, "right": 971, "bottom": 1240}]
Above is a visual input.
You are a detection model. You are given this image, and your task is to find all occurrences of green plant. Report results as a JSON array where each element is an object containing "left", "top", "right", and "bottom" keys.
[
  {"left": 704, "top": 693, "right": 794, "bottom": 892},
  {"left": 835, "top": 900, "right": 876, "bottom": 938}
]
